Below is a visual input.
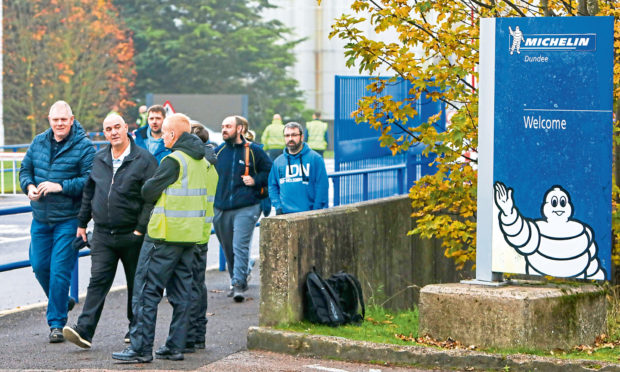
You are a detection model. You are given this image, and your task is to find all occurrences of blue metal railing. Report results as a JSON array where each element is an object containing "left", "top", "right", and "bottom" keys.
[
  {"left": 328, "top": 164, "right": 406, "bottom": 206},
  {"left": 0, "top": 162, "right": 410, "bottom": 303}
]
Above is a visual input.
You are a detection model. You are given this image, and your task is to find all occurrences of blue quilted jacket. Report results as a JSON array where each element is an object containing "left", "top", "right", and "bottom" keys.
[{"left": 19, "top": 120, "right": 96, "bottom": 223}]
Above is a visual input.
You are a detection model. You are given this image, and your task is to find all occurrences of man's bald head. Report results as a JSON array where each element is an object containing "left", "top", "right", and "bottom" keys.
[
  {"left": 103, "top": 113, "right": 125, "bottom": 127},
  {"left": 102, "top": 113, "right": 129, "bottom": 149},
  {"left": 162, "top": 113, "right": 191, "bottom": 148}
]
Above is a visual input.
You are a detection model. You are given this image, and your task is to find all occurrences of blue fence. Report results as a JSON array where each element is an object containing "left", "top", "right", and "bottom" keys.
[{"left": 333, "top": 76, "right": 445, "bottom": 205}]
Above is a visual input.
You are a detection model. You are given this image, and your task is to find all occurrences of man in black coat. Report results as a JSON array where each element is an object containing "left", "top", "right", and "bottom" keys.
[{"left": 63, "top": 114, "right": 158, "bottom": 349}]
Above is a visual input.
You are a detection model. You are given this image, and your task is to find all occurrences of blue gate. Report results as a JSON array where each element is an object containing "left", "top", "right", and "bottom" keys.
[{"left": 333, "top": 76, "right": 445, "bottom": 205}]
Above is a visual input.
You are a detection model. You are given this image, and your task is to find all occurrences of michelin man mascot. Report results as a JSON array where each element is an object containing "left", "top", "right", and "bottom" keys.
[
  {"left": 508, "top": 26, "right": 524, "bottom": 55},
  {"left": 494, "top": 182, "right": 605, "bottom": 280}
]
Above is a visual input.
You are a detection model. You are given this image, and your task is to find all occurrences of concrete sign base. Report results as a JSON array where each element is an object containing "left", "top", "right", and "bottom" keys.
[{"left": 419, "top": 283, "right": 606, "bottom": 350}]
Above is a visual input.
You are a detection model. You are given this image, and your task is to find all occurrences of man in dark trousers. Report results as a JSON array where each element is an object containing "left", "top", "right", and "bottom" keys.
[
  {"left": 63, "top": 114, "right": 158, "bottom": 349},
  {"left": 214, "top": 116, "right": 271, "bottom": 302},
  {"left": 113, "top": 113, "right": 213, "bottom": 363}
]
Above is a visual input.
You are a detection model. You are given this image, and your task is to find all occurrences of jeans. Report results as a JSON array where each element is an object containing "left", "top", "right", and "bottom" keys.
[
  {"left": 29, "top": 218, "right": 78, "bottom": 329},
  {"left": 213, "top": 204, "right": 260, "bottom": 288},
  {"left": 130, "top": 239, "right": 193, "bottom": 354},
  {"left": 74, "top": 229, "right": 143, "bottom": 341},
  {"left": 187, "top": 243, "right": 208, "bottom": 345}
]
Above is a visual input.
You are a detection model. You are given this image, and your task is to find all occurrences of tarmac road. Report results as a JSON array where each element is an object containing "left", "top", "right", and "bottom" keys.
[{"left": 0, "top": 267, "right": 260, "bottom": 370}]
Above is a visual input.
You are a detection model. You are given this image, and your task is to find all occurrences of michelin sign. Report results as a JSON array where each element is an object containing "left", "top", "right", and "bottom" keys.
[{"left": 477, "top": 17, "right": 613, "bottom": 281}]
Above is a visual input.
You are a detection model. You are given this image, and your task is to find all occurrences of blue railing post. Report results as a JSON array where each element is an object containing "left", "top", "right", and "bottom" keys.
[
  {"left": 71, "top": 258, "right": 79, "bottom": 303},
  {"left": 397, "top": 168, "right": 405, "bottom": 195},
  {"left": 219, "top": 245, "right": 226, "bottom": 271},
  {"left": 362, "top": 173, "right": 369, "bottom": 201}
]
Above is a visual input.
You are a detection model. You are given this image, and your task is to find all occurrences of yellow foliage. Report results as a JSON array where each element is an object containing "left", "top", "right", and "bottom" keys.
[{"left": 324, "top": 0, "right": 620, "bottom": 270}]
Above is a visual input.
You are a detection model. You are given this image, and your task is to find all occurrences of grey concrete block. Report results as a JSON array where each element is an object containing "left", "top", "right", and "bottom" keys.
[{"left": 419, "top": 283, "right": 607, "bottom": 350}]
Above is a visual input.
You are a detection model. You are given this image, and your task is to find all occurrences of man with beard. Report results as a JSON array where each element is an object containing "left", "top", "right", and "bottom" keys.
[
  {"left": 63, "top": 114, "right": 157, "bottom": 349},
  {"left": 134, "top": 104, "right": 170, "bottom": 163},
  {"left": 268, "top": 122, "right": 328, "bottom": 215},
  {"left": 213, "top": 116, "right": 271, "bottom": 302}
]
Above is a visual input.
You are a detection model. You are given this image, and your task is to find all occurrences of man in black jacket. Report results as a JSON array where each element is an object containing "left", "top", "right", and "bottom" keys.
[
  {"left": 214, "top": 116, "right": 271, "bottom": 302},
  {"left": 63, "top": 114, "right": 158, "bottom": 349}
]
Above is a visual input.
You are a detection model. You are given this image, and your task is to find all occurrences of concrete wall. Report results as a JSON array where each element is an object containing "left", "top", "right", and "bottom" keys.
[{"left": 259, "top": 195, "right": 472, "bottom": 326}]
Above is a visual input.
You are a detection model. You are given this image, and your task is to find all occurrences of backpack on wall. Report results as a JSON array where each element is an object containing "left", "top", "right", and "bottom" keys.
[
  {"left": 326, "top": 271, "right": 365, "bottom": 324},
  {"left": 304, "top": 268, "right": 345, "bottom": 327}
]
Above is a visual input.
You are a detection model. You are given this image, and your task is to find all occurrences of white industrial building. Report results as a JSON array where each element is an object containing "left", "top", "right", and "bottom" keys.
[{"left": 262, "top": 1, "right": 397, "bottom": 120}]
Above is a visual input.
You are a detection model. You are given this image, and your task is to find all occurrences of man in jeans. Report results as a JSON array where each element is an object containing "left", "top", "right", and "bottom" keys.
[
  {"left": 19, "top": 100, "right": 95, "bottom": 343},
  {"left": 214, "top": 116, "right": 272, "bottom": 302},
  {"left": 63, "top": 114, "right": 158, "bottom": 348}
]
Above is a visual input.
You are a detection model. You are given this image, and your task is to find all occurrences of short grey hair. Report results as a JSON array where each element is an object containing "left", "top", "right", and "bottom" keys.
[
  {"left": 49, "top": 100, "right": 73, "bottom": 116},
  {"left": 283, "top": 121, "right": 303, "bottom": 135}
]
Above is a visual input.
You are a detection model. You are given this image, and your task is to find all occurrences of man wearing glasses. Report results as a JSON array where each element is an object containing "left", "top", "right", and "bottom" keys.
[{"left": 267, "top": 122, "right": 328, "bottom": 215}]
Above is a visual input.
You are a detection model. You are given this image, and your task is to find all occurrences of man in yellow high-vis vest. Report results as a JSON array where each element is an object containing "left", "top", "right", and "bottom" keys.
[
  {"left": 305, "top": 111, "right": 328, "bottom": 157},
  {"left": 260, "top": 113, "right": 285, "bottom": 160},
  {"left": 113, "top": 113, "right": 214, "bottom": 363}
]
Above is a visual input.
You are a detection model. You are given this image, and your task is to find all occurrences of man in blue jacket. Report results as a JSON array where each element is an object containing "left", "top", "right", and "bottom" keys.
[
  {"left": 133, "top": 105, "right": 170, "bottom": 163},
  {"left": 268, "top": 122, "right": 328, "bottom": 215},
  {"left": 19, "top": 100, "right": 96, "bottom": 343},
  {"left": 214, "top": 116, "right": 272, "bottom": 302}
]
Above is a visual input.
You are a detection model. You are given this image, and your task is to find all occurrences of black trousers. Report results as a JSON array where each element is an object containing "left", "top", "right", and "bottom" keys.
[
  {"left": 130, "top": 239, "right": 194, "bottom": 353},
  {"left": 187, "top": 243, "right": 208, "bottom": 345},
  {"left": 75, "top": 228, "right": 143, "bottom": 341}
]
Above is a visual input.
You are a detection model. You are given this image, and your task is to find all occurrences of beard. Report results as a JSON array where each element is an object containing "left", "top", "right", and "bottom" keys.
[
  {"left": 224, "top": 133, "right": 237, "bottom": 145},
  {"left": 287, "top": 141, "right": 302, "bottom": 153}
]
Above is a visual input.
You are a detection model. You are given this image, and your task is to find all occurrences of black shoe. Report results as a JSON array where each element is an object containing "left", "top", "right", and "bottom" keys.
[
  {"left": 63, "top": 326, "right": 91, "bottom": 349},
  {"left": 112, "top": 347, "right": 153, "bottom": 363},
  {"left": 183, "top": 342, "right": 195, "bottom": 353},
  {"left": 233, "top": 284, "right": 246, "bottom": 303},
  {"left": 49, "top": 328, "right": 64, "bottom": 343},
  {"left": 68, "top": 297, "right": 76, "bottom": 312},
  {"left": 155, "top": 345, "right": 184, "bottom": 361},
  {"left": 124, "top": 331, "right": 130, "bottom": 343},
  {"left": 194, "top": 341, "right": 206, "bottom": 349}
]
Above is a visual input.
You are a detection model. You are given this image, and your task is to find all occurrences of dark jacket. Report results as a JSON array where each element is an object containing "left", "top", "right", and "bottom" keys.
[
  {"left": 133, "top": 125, "right": 171, "bottom": 164},
  {"left": 204, "top": 143, "right": 217, "bottom": 166},
  {"left": 19, "top": 120, "right": 95, "bottom": 223},
  {"left": 77, "top": 136, "right": 158, "bottom": 234},
  {"left": 214, "top": 137, "right": 272, "bottom": 211},
  {"left": 141, "top": 131, "right": 206, "bottom": 204}
]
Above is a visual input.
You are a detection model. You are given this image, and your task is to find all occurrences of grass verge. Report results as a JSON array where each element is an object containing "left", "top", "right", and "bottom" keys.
[{"left": 276, "top": 289, "right": 620, "bottom": 364}]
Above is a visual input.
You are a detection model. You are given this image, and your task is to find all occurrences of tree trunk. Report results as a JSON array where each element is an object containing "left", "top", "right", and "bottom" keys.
[{"left": 577, "top": 0, "right": 589, "bottom": 15}]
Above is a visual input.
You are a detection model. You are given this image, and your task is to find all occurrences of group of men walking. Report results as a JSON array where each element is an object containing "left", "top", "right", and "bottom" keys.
[{"left": 19, "top": 100, "right": 330, "bottom": 363}]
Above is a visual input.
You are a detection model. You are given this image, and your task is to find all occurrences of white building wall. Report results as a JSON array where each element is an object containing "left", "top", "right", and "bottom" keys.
[{"left": 263, "top": 0, "right": 396, "bottom": 120}]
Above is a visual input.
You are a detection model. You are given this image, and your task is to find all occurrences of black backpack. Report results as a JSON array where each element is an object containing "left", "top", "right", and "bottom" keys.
[
  {"left": 304, "top": 268, "right": 346, "bottom": 326},
  {"left": 326, "top": 271, "right": 365, "bottom": 324}
]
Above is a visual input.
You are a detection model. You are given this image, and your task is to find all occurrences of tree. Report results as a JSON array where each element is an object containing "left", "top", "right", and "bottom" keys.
[
  {"left": 3, "top": 0, "right": 135, "bottom": 143},
  {"left": 321, "top": 0, "right": 620, "bottom": 270},
  {"left": 113, "top": 0, "right": 309, "bottom": 130}
]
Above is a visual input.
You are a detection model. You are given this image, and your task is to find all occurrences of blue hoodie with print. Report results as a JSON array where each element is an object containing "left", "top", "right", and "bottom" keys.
[{"left": 267, "top": 142, "right": 328, "bottom": 214}]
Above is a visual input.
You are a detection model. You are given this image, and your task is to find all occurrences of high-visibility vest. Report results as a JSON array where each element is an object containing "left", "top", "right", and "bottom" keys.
[
  {"left": 306, "top": 120, "right": 328, "bottom": 150},
  {"left": 147, "top": 150, "right": 215, "bottom": 244},
  {"left": 261, "top": 120, "right": 285, "bottom": 150}
]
